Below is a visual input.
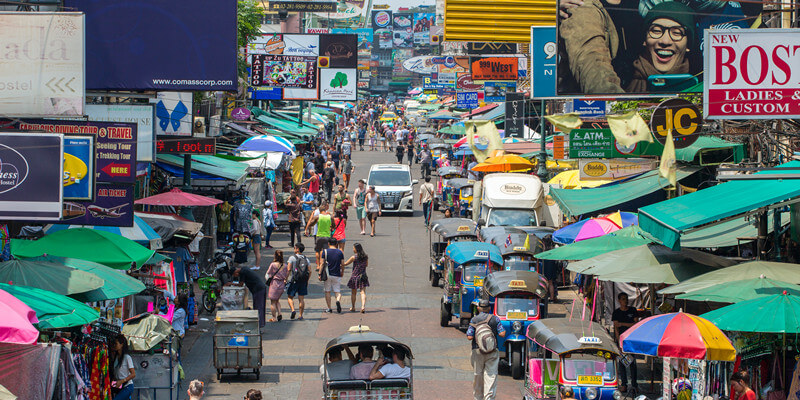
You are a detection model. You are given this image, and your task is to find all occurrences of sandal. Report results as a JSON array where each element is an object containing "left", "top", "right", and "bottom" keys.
[
  {"left": 349, "top": 307, "right": 355, "bottom": 312},
  {"left": 268, "top": 318, "right": 276, "bottom": 322},
  {"left": 361, "top": 309, "right": 365, "bottom": 313}
]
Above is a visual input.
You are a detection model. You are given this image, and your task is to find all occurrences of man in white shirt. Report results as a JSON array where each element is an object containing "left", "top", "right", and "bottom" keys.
[
  {"left": 418, "top": 176, "right": 435, "bottom": 226},
  {"left": 369, "top": 348, "right": 411, "bottom": 380}
]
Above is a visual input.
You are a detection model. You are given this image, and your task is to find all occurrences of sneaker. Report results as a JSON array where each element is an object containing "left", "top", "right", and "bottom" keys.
[
  {"left": 291, "top": 311, "right": 296, "bottom": 320},
  {"left": 336, "top": 301, "right": 342, "bottom": 314},
  {"left": 324, "top": 309, "right": 333, "bottom": 313}
]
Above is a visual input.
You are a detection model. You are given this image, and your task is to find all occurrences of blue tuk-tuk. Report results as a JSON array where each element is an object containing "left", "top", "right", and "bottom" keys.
[
  {"left": 480, "top": 227, "right": 544, "bottom": 273},
  {"left": 440, "top": 241, "right": 503, "bottom": 329},
  {"left": 429, "top": 218, "right": 478, "bottom": 287}
]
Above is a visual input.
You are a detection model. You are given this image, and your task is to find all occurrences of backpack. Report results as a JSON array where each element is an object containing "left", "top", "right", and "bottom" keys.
[
  {"left": 292, "top": 255, "right": 310, "bottom": 282},
  {"left": 471, "top": 314, "right": 497, "bottom": 354}
]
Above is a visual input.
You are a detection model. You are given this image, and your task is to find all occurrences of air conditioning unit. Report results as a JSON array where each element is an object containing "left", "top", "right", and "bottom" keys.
[{"left": 193, "top": 117, "right": 206, "bottom": 137}]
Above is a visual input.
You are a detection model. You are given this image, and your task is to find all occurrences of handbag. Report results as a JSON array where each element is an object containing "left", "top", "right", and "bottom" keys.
[{"left": 319, "top": 250, "right": 329, "bottom": 281}]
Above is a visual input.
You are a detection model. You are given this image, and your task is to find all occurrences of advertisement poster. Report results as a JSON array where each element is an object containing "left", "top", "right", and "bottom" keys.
[
  {"left": 0, "top": 13, "right": 85, "bottom": 117},
  {"left": 0, "top": 133, "right": 63, "bottom": 220},
  {"left": 283, "top": 87, "right": 319, "bottom": 100},
  {"left": 393, "top": 14, "right": 413, "bottom": 48},
  {"left": 393, "top": 49, "right": 414, "bottom": 76},
  {"left": 282, "top": 34, "right": 320, "bottom": 56},
  {"left": 62, "top": 136, "right": 95, "bottom": 200},
  {"left": 484, "top": 81, "right": 516, "bottom": 102},
  {"left": 467, "top": 42, "right": 516, "bottom": 55},
  {"left": 154, "top": 92, "right": 193, "bottom": 136},
  {"left": 85, "top": 104, "right": 155, "bottom": 162},
  {"left": 320, "top": 69, "right": 357, "bottom": 101},
  {"left": 531, "top": 26, "right": 557, "bottom": 98},
  {"left": 319, "top": 34, "right": 358, "bottom": 67},
  {"left": 371, "top": 10, "right": 392, "bottom": 31},
  {"left": 250, "top": 54, "right": 318, "bottom": 88},
  {"left": 413, "top": 13, "right": 435, "bottom": 44},
  {"left": 58, "top": 183, "right": 135, "bottom": 227},
  {"left": 332, "top": 28, "right": 373, "bottom": 46},
  {"left": 569, "top": 128, "right": 638, "bottom": 159},
  {"left": 437, "top": 57, "right": 470, "bottom": 74},
  {"left": 556, "top": 0, "right": 760, "bottom": 95},
  {"left": 705, "top": 29, "right": 800, "bottom": 119},
  {"left": 67, "top": 0, "right": 236, "bottom": 91},
  {"left": 471, "top": 57, "right": 518, "bottom": 81}
]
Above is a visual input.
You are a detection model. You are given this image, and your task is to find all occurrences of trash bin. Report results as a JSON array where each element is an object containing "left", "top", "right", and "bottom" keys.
[{"left": 213, "top": 310, "right": 262, "bottom": 380}]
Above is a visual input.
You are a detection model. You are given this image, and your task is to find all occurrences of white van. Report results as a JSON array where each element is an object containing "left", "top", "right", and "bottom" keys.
[
  {"left": 367, "top": 164, "right": 417, "bottom": 215},
  {"left": 474, "top": 173, "right": 562, "bottom": 227}
]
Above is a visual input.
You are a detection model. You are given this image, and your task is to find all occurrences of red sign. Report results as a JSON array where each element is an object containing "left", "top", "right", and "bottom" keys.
[
  {"left": 705, "top": 29, "right": 800, "bottom": 119},
  {"left": 471, "top": 57, "right": 518, "bottom": 81},
  {"left": 156, "top": 137, "right": 216, "bottom": 154},
  {"left": 101, "top": 163, "right": 131, "bottom": 177},
  {"left": 457, "top": 74, "right": 483, "bottom": 90}
]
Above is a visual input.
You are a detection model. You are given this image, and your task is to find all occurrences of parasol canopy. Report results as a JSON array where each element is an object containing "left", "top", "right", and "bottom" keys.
[
  {"left": 659, "top": 261, "right": 800, "bottom": 295},
  {"left": 548, "top": 170, "right": 612, "bottom": 189},
  {"left": 471, "top": 154, "right": 535, "bottom": 173},
  {"left": 0, "top": 288, "right": 38, "bottom": 345},
  {"left": 0, "top": 259, "right": 103, "bottom": 295},
  {"left": 135, "top": 187, "right": 223, "bottom": 207},
  {"left": 536, "top": 226, "right": 652, "bottom": 261},
  {"left": 620, "top": 312, "right": 736, "bottom": 361},
  {"left": 700, "top": 292, "right": 800, "bottom": 333},
  {"left": 12, "top": 228, "right": 156, "bottom": 270},
  {"left": 573, "top": 217, "right": 621, "bottom": 242},
  {"left": 604, "top": 211, "right": 638, "bottom": 229},
  {"left": 676, "top": 275, "right": 800, "bottom": 303},
  {"left": 0, "top": 283, "right": 99, "bottom": 329},
  {"left": 28, "top": 256, "right": 145, "bottom": 302},
  {"left": 43, "top": 215, "right": 162, "bottom": 249},
  {"left": 236, "top": 134, "right": 296, "bottom": 154}
]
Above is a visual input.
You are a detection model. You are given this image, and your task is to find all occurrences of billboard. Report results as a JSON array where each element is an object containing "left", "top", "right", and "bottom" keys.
[
  {"left": 444, "top": 0, "right": 556, "bottom": 43},
  {"left": 319, "top": 34, "right": 358, "bottom": 67},
  {"left": 705, "top": 29, "right": 800, "bottom": 119},
  {"left": 371, "top": 10, "right": 392, "bottom": 30},
  {"left": 569, "top": 128, "right": 638, "bottom": 158},
  {"left": 557, "top": 0, "right": 760, "bottom": 95},
  {"left": 466, "top": 43, "right": 517, "bottom": 55},
  {"left": 472, "top": 57, "right": 518, "bottom": 81},
  {"left": 250, "top": 55, "right": 318, "bottom": 88},
  {"left": 58, "top": 183, "right": 134, "bottom": 227},
  {"left": 484, "top": 81, "right": 516, "bottom": 102},
  {"left": 505, "top": 92, "right": 525, "bottom": 137},
  {"left": 393, "top": 14, "right": 413, "bottom": 48},
  {"left": 413, "top": 13, "right": 435, "bottom": 44},
  {"left": 530, "top": 26, "right": 557, "bottom": 98},
  {"left": 0, "top": 13, "right": 85, "bottom": 117},
  {"left": 62, "top": 136, "right": 95, "bottom": 200},
  {"left": 0, "top": 132, "right": 63, "bottom": 220},
  {"left": 66, "top": 0, "right": 237, "bottom": 91},
  {"left": 85, "top": 104, "right": 155, "bottom": 162},
  {"left": 154, "top": 92, "right": 193, "bottom": 137},
  {"left": 320, "top": 69, "right": 357, "bottom": 101}
]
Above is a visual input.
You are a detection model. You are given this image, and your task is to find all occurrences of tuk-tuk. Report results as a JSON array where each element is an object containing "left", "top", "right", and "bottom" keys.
[
  {"left": 436, "top": 166, "right": 466, "bottom": 210},
  {"left": 429, "top": 218, "right": 478, "bottom": 287},
  {"left": 429, "top": 143, "right": 451, "bottom": 160},
  {"left": 481, "top": 270, "right": 550, "bottom": 379},
  {"left": 440, "top": 242, "right": 503, "bottom": 329},
  {"left": 481, "top": 227, "right": 544, "bottom": 273},
  {"left": 444, "top": 178, "right": 475, "bottom": 218},
  {"left": 322, "top": 325, "right": 414, "bottom": 400},
  {"left": 524, "top": 318, "right": 621, "bottom": 400}
]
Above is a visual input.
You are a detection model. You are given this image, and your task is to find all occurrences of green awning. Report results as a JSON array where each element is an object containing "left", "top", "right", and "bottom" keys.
[
  {"left": 157, "top": 154, "right": 248, "bottom": 182},
  {"left": 388, "top": 81, "right": 410, "bottom": 87},
  {"left": 681, "top": 210, "right": 789, "bottom": 248},
  {"left": 535, "top": 226, "right": 653, "bottom": 260},
  {"left": 256, "top": 115, "right": 318, "bottom": 135},
  {"left": 550, "top": 168, "right": 698, "bottom": 217},
  {"left": 438, "top": 125, "right": 466, "bottom": 136},
  {"left": 639, "top": 161, "right": 800, "bottom": 250},
  {"left": 270, "top": 111, "right": 323, "bottom": 131},
  {"left": 632, "top": 136, "right": 745, "bottom": 164}
]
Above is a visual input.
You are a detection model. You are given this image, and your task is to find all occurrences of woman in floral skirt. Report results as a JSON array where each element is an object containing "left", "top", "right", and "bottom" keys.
[{"left": 343, "top": 242, "right": 369, "bottom": 313}]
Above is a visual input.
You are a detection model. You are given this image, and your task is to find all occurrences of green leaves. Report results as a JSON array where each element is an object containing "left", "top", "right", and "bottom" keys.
[
  {"left": 330, "top": 72, "right": 348, "bottom": 88},
  {"left": 237, "top": 0, "right": 264, "bottom": 81}
]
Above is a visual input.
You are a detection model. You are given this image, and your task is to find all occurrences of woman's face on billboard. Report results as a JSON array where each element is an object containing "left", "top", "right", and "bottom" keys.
[{"left": 645, "top": 18, "right": 688, "bottom": 73}]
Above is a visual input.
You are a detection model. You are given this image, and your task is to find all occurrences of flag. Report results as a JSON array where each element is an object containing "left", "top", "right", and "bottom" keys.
[
  {"left": 466, "top": 120, "right": 503, "bottom": 163},
  {"left": 545, "top": 113, "right": 582, "bottom": 134},
  {"left": 607, "top": 111, "right": 654, "bottom": 147},
  {"left": 659, "top": 129, "right": 677, "bottom": 186},
  {"left": 523, "top": 234, "right": 530, "bottom": 250},
  {"left": 504, "top": 234, "right": 512, "bottom": 248}
]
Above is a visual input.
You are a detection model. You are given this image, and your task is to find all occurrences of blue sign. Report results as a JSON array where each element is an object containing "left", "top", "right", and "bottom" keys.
[
  {"left": 62, "top": 136, "right": 95, "bottom": 201},
  {"left": 573, "top": 99, "right": 607, "bottom": 118},
  {"left": 484, "top": 81, "right": 516, "bottom": 102},
  {"left": 422, "top": 76, "right": 448, "bottom": 89},
  {"left": 250, "top": 87, "right": 283, "bottom": 100},
  {"left": 66, "top": 0, "right": 237, "bottom": 91},
  {"left": 531, "top": 26, "right": 557, "bottom": 98},
  {"left": 457, "top": 92, "right": 479, "bottom": 109}
]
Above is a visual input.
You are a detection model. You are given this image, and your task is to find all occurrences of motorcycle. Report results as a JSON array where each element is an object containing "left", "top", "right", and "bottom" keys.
[{"left": 198, "top": 244, "right": 233, "bottom": 314}]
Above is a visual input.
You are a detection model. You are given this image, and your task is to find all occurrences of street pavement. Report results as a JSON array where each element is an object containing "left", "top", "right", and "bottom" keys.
[{"left": 181, "top": 146, "right": 585, "bottom": 399}]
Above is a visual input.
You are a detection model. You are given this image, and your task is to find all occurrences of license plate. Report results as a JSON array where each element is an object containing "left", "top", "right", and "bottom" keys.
[
  {"left": 384, "top": 204, "right": 396, "bottom": 209},
  {"left": 473, "top": 277, "right": 484, "bottom": 286},
  {"left": 577, "top": 375, "right": 603, "bottom": 386},
  {"left": 506, "top": 311, "right": 527, "bottom": 320}
]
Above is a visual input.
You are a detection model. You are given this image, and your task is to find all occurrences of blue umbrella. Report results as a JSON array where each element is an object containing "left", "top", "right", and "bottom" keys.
[
  {"left": 237, "top": 135, "right": 296, "bottom": 154},
  {"left": 552, "top": 218, "right": 591, "bottom": 244},
  {"left": 43, "top": 215, "right": 163, "bottom": 249}
]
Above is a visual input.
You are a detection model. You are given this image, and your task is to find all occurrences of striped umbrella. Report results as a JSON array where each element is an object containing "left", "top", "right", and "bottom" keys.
[
  {"left": 43, "top": 215, "right": 162, "bottom": 249},
  {"left": 620, "top": 312, "right": 736, "bottom": 361},
  {"left": 237, "top": 134, "right": 296, "bottom": 155}
]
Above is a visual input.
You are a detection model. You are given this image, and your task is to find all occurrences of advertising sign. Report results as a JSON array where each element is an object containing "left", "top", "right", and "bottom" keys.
[
  {"left": 457, "top": 74, "right": 483, "bottom": 90},
  {"left": 413, "top": 13, "right": 435, "bottom": 44},
  {"left": 377, "top": 30, "right": 393, "bottom": 49},
  {"left": 467, "top": 43, "right": 517, "bottom": 55},
  {"left": 392, "top": 49, "right": 414, "bottom": 76},
  {"left": 422, "top": 76, "right": 450, "bottom": 90},
  {"left": 393, "top": 14, "right": 413, "bottom": 48},
  {"left": 444, "top": 0, "right": 556, "bottom": 43},
  {"left": 306, "top": 28, "right": 330, "bottom": 34},
  {"left": 269, "top": 1, "right": 336, "bottom": 12},
  {"left": 438, "top": 72, "right": 457, "bottom": 86},
  {"left": 705, "top": 29, "right": 800, "bottom": 119},
  {"left": 315, "top": 0, "right": 363, "bottom": 19},
  {"left": 0, "top": 13, "right": 85, "bottom": 117},
  {"left": 66, "top": 0, "right": 236, "bottom": 91},
  {"left": 62, "top": 136, "right": 95, "bottom": 200},
  {"left": 283, "top": 34, "right": 320, "bottom": 56},
  {"left": 553, "top": 135, "right": 565, "bottom": 159},
  {"left": 579, "top": 158, "right": 658, "bottom": 180},
  {"left": 319, "top": 34, "right": 358, "bottom": 67},
  {"left": 505, "top": 92, "right": 525, "bottom": 138},
  {"left": 154, "top": 92, "right": 193, "bottom": 136},
  {"left": 250, "top": 54, "right": 318, "bottom": 88},
  {"left": 231, "top": 107, "right": 251, "bottom": 121},
  {"left": 250, "top": 87, "right": 282, "bottom": 100},
  {"left": 569, "top": 129, "right": 637, "bottom": 159},
  {"left": 471, "top": 57, "right": 518, "bottom": 81},
  {"left": 457, "top": 92, "right": 479, "bottom": 109},
  {"left": 484, "top": 81, "right": 516, "bottom": 102},
  {"left": 0, "top": 132, "right": 63, "bottom": 220},
  {"left": 332, "top": 28, "right": 373, "bottom": 45},
  {"left": 531, "top": 26, "right": 557, "bottom": 98},
  {"left": 320, "top": 69, "right": 357, "bottom": 101},
  {"left": 85, "top": 104, "right": 155, "bottom": 162},
  {"left": 650, "top": 98, "right": 701, "bottom": 148},
  {"left": 572, "top": 100, "right": 606, "bottom": 118},
  {"left": 156, "top": 137, "right": 216, "bottom": 154},
  {"left": 59, "top": 183, "right": 134, "bottom": 227}
]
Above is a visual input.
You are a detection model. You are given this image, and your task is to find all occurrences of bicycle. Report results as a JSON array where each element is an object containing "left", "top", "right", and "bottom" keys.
[{"left": 198, "top": 272, "right": 220, "bottom": 314}]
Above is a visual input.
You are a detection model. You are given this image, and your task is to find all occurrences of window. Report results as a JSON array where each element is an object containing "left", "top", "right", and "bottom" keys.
[
  {"left": 368, "top": 170, "right": 411, "bottom": 187},
  {"left": 487, "top": 209, "right": 537, "bottom": 227},
  {"left": 496, "top": 295, "right": 538, "bottom": 318},
  {"left": 562, "top": 355, "right": 616, "bottom": 382}
]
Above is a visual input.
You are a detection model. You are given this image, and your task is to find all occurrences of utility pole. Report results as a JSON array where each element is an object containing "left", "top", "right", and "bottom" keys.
[{"left": 536, "top": 99, "right": 547, "bottom": 179}]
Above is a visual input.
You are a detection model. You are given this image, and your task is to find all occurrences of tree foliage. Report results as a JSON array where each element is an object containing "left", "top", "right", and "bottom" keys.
[{"left": 237, "top": 0, "right": 264, "bottom": 81}]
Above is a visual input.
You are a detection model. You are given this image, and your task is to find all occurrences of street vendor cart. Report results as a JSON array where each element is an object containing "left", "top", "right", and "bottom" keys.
[{"left": 214, "top": 310, "right": 262, "bottom": 380}]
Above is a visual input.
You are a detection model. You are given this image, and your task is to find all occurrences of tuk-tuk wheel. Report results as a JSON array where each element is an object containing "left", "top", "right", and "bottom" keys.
[
  {"left": 510, "top": 345, "right": 524, "bottom": 380},
  {"left": 217, "top": 369, "right": 222, "bottom": 380},
  {"left": 440, "top": 299, "right": 451, "bottom": 327},
  {"left": 431, "top": 272, "right": 440, "bottom": 287}
]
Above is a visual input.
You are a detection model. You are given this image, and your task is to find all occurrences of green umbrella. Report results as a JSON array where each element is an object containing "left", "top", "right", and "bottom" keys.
[
  {"left": 0, "top": 283, "right": 99, "bottom": 329},
  {"left": 0, "top": 259, "right": 103, "bottom": 295},
  {"left": 12, "top": 228, "right": 155, "bottom": 269},
  {"left": 29, "top": 256, "right": 145, "bottom": 302},
  {"left": 536, "top": 226, "right": 652, "bottom": 260},
  {"left": 676, "top": 276, "right": 800, "bottom": 303},
  {"left": 659, "top": 261, "right": 800, "bottom": 295},
  {"left": 700, "top": 292, "right": 800, "bottom": 333}
]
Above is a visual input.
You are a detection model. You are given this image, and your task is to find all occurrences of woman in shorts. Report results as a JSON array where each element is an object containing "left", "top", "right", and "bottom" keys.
[{"left": 365, "top": 185, "right": 381, "bottom": 237}]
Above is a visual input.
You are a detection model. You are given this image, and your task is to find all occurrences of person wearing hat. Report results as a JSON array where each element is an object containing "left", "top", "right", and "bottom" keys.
[
  {"left": 466, "top": 299, "right": 506, "bottom": 400},
  {"left": 626, "top": 1, "right": 694, "bottom": 92}
]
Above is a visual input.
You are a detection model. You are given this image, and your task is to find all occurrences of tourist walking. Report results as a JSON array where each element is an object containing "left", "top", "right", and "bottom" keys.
[
  {"left": 353, "top": 179, "right": 368, "bottom": 235},
  {"left": 265, "top": 250, "right": 287, "bottom": 322},
  {"left": 262, "top": 201, "right": 275, "bottom": 249},
  {"left": 322, "top": 161, "right": 337, "bottom": 203},
  {"left": 286, "top": 243, "right": 310, "bottom": 320},
  {"left": 342, "top": 154, "right": 354, "bottom": 190},
  {"left": 250, "top": 210, "right": 263, "bottom": 267},
  {"left": 419, "top": 176, "right": 435, "bottom": 226},
  {"left": 285, "top": 193, "right": 303, "bottom": 248},
  {"left": 395, "top": 142, "right": 405, "bottom": 164},
  {"left": 466, "top": 299, "right": 506, "bottom": 400},
  {"left": 318, "top": 238, "right": 345, "bottom": 313},
  {"left": 365, "top": 185, "right": 381, "bottom": 237},
  {"left": 343, "top": 243, "right": 369, "bottom": 313}
]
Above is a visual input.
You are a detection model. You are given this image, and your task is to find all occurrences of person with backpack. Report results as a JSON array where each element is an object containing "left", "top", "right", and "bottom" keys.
[
  {"left": 318, "top": 238, "right": 345, "bottom": 314},
  {"left": 285, "top": 243, "right": 310, "bottom": 320},
  {"left": 466, "top": 299, "right": 506, "bottom": 400}
]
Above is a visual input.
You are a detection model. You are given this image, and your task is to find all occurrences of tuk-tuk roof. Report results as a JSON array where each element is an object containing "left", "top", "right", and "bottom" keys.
[
  {"left": 325, "top": 326, "right": 413, "bottom": 358},
  {"left": 431, "top": 218, "right": 478, "bottom": 239},
  {"left": 479, "top": 226, "right": 527, "bottom": 242},
  {"left": 483, "top": 270, "right": 548, "bottom": 298},
  {"left": 430, "top": 143, "right": 451, "bottom": 150},
  {"left": 516, "top": 226, "right": 556, "bottom": 240},
  {"left": 447, "top": 178, "right": 474, "bottom": 189},
  {"left": 437, "top": 166, "right": 464, "bottom": 177},
  {"left": 481, "top": 227, "right": 542, "bottom": 255},
  {"left": 526, "top": 318, "right": 620, "bottom": 356},
  {"left": 445, "top": 241, "right": 503, "bottom": 266}
]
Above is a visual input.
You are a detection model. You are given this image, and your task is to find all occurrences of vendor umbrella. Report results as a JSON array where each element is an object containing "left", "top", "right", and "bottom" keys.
[
  {"left": 135, "top": 188, "right": 223, "bottom": 207},
  {"left": 700, "top": 292, "right": 800, "bottom": 333},
  {"left": 536, "top": 226, "right": 652, "bottom": 260},
  {"left": 676, "top": 275, "right": 800, "bottom": 303},
  {"left": 28, "top": 256, "right": 145, "bottom": 302},
  {"left": 553, "top": 218, "right": 591, "bottom": 244},
  {"left": 236, "top": 134, "right": 296, "bottom": 154},
  {"left": 573, "top": 217, "right": 621, "bottom": 242},
  {"left": 43, "top": 215, "right": 163, "bottom": 249},
  {"left": 0, "top": 283, "right": 99, "bottom": 329},
  {"left": 659, "top": 261, "right": 800, "bottom": 295},
  {"left": 12, "top": 228, "right": 155, "bottom": 270},
  {"left": 471, "top": 154, "right": 535, "bottom": 173},
  {"left": 604, "top": 211, "right": 638, "bottom": 228},
  {"left": 0, "top": 288, "right": 38, "bottom": 344},
  {"left": 0, "top": 259, "right": 103, "bottom": 295},
  {"left": 620, "top": 312, "right": 736, "bottom": 361}
]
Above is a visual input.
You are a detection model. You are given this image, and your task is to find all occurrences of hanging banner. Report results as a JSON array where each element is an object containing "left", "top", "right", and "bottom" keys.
[
  {"left": 393, "top": 14, "right": 413, "bottom": 48},
  {"left": 484, "top": 81, "right": 516, "bottom": 102},
  {"left": 58, "top": 183, "right": 134, "bottom": 227},
  {"left": 413, "top": 13, "right": 435, "bottom": 44},
  {"left": 505, "top": 92, "right": 525, "bottom": 138},
  {"left": 0, "top": 132, "right": 63, "bottom": 221},
  {"left": 531, "top": 26, "right": 557, "bottom": 98},
  {"left": 62, "top": 135, "right": 95, "bottom": 200},
  {"left": 85, "top": 104, "right": 155, "bottom": 162},
  {"left": 471, "top": 57, "right": 518, "bottom": 81},
  {"left": 250, "top": 54, "right": 318, "bottom": 88}
]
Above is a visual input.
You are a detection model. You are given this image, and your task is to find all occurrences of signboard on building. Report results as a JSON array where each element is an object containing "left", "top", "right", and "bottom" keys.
[
  {"left": 269, "top": 1, "right": 336, "bottom": 12},
  {"left": 579, "top": 158, "right": 658, "bottom": 180},
  {"left": 572, "top": 100, "right": 606, "bottom": 118},
  {"left": 457, "top": 92, "right": 479, "bottom": 109},
  {"left": 250, "top": 55, "right": 318, "bottom": 88},
  {"left": 0, "top": 13, "right": 85, "bottom": 117},
  {"left": 466, "top": 42, "right": 516, "bottom": 55},
  {"left": 505, "top": 92, "right": 525, "bottom": 137},
  {"left": 59, "top": 183, "right": 134, "bottom": 227},
  {"left": 393, "top": 14, "right": 413, "bottom": 48},
  {"left": 85, "top": 104, "right": 155, "bottom": 162},
  {"left": 650, "top": 98, "right": 701, "bottom": 149},
  {"left": 530, "top": 26, "right": 556, "bottom": 98},
  {"left": 471, "top": 57, "right": 518, "bottom": 81},
  {"left": 483, "top": 81, "right": 516, "bottom": 102},
  {"left": 154, "top": 92, "right": 193, "bottom": 137},
  {"left": 62, "top": 135, "right": 95, "bottom": 200},
  {"left": 413, "top": 13, "right": 435, "bottom": 44},
  {"left": 0, "top": 132, "right": 63, "bottom": 220},
  {"left": 569, "top": 128, "right": 637, "bottom": 159},
  {"left": 320, "top": 69, "right": 357, "bottom": 101},
  {"left": 552, "top": 135, "right": 565, "bottom": 159},
  {"left": 156, "top": 137, "right": 216, "bottom": 154}
]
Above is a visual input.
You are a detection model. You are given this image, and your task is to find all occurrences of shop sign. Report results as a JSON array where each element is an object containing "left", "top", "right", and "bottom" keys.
[
  {"left": 231, "top": 107, "right": 251, "bottom": 121},
  {"left": 505, "top": 92, "right": 525, "bottom": 137},
  {"left": 483, "top": 81, "right": 516, "bottom": 102},
  {"left": 572, "top": 99, "right": 606, "bottom": 118},
  {"left": 371, "top": 10, "right": 391, "bottom": 29},
  {"left": 650, "top": 98, "right": 701, "bottom": 149},
  {"left": 471, "top": 57, "right": 518, "bottom": 81},
  {"left": 250, "top": 54, "right": 318, "bottom": 88},
  {"left": 62, "top": 135, "right": 95, "bottom": 200},
  {"left": 457, "top": 74, "right": 483, "bottom": 90},
  {"left": 457, "top": 92, "right": 479, "bottom": 109},
  {"left": 154, "top": 92, "right": 193, "bottom": 136},
  {"left": 156, "top": 137, "right": 216, "bottom": 154},
  {"left": 578, "top": 158, "right": 657, "bottom": 180},
  {"left": 437, "top": 72, "right": 456, "bottom": 85},
  {"left": 320, "top": 69, "right": 357, "bottom": 101},
  {"left": 56, "top": 183, "right": 134, "bottom": 227},
  {"left": 466, "top": 42, "right": 517, "bottom": 55},
  {"left": 85, "top": 104, "right": 155, "bottom": 162},
  {"left": 552, "top": 135, "right": 565, "bottom": 159},
  {"left": 569, "top": 128, "right": 637, "bottom": 159},
  {"left": 269, "top": 1, "right": 336, "bottom": 12},
  {"left": 704, "top": 29, "right": 800, "bottom": 119},
  {"left": 0, "top": 132, "right": 63, "bottom": 220},
  {"left": 530, "top": 26, "right": 556, "bottom": 98}
]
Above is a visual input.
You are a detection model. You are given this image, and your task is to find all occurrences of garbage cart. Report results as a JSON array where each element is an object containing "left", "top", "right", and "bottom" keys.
[{"left": 213, "top": 309, "right": 262, "bottom": 380}]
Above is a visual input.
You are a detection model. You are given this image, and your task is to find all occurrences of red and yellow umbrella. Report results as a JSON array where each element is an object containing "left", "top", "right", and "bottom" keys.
[{"left": 620, "top": 312, "right": 735, "bottom": 361}]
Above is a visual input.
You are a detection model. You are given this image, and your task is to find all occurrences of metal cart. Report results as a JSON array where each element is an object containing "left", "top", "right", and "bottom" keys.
[{"left": 213, "top": 310, "right": 262, "bottom": 380}]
